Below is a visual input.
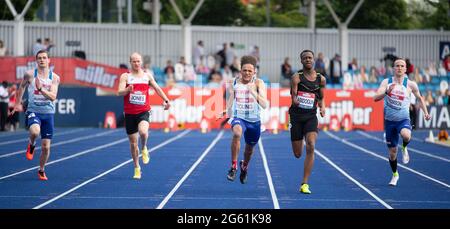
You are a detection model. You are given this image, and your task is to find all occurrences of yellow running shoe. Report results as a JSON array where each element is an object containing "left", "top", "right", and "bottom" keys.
[
  {"left": 133, "top": 167, "right": 141, "bottom": 179},
  {"left": 300, "top": 183, "right": 311, "bottom": 194},
  {"left": 142, "top": 146, "right": 150, "bottom": 164}
]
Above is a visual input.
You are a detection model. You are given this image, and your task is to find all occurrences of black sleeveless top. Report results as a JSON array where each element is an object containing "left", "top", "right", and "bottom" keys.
[{"left": 289, "top": 70, "right": 322, "bottom": 115}]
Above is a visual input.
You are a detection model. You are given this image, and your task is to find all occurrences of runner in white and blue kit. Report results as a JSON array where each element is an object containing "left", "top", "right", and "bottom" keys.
[
  {"left": 14, "top": 50, "right": 60, "bottom": 181},
  {"left": 374, "top": 58, "right": 430, "bottom": 186},
  {"left": 219, "top": 55, "right": 268, "bottom": 184}
]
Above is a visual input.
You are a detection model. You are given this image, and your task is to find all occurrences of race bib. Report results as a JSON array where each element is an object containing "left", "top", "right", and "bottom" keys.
[
  {"left": 297, "top": 91, "right": 315, "bottom": 109},
  {"left": 129, "top": 92, "right": 146, "bottom": 105}
]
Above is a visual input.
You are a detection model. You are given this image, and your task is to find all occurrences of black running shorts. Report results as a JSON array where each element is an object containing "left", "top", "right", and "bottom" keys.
[
  {"left": 289, "top": 112, "right": 318, "bottom": 141},
  {"left": 124, "top": 111, "right": 151, "bottom": 135}
]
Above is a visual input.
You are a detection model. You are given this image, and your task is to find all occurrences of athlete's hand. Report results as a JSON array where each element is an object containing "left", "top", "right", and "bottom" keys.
[
  {"left": 246, "top": 83, "right": 257, "bottom": 97},
  {"left": 10, "top": 103, "right": 22, "bottom": 116},
  {"left": 216, "top": 110, "right": 226, "bottom": 120},
  {"left": 292, "top": 97, "right": 300, "bottom": 107},
  {"left": 126, "top": 85, "right": 133, "bottom": 92},
  {"left": 35, "top": 78, "right": 41, "bottom": 92},
  {"left": 424, "top": 113, "right": 431, "bottom": 121},
  {"left": 163, "top": 100, "right": 170, "bottom": 110},
  {"left": 386, "top": 83, "right": 395, "bottom": 95},
  {"left": 319, "top": 107, "right": 325, "bottom": 117}
]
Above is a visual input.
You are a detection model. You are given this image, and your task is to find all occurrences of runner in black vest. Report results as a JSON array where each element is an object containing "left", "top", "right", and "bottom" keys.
[{"left": 289, "top": 50, "right": 326, "bottom": 194}]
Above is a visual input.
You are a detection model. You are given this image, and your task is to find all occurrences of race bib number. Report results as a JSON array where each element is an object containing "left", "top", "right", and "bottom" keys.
[
  {"left": 297, "top": 92, "right": 315, "bottom": 109},
  {"left": 129, "top": 92, "right": 146, "bottom": 105}
]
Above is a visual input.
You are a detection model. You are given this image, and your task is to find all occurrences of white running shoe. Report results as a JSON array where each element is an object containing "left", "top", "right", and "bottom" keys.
[
  {"left": 389, "top": 172, "right": 399, "bottom": 186},
  {"left": 401, "top": 146, "right": 410, "bottom": 164}
]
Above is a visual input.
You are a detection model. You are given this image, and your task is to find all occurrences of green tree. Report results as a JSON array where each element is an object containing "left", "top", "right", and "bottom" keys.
[
  {"left": 421, "top": 0, "right": 450, "bottom": 30},
  {"left": 0, "top": 0, "right": 43, "bottom": 21},
  {"left": 316, "top": 0, "right": 411, "bottom": 29}
]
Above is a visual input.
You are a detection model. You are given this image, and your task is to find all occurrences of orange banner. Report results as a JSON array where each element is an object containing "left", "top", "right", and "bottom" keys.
[{"left": 0, "top": 57, "right": 126, "bottom": 92}]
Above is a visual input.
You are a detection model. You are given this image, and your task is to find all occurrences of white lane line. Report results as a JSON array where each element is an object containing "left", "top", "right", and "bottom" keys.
[
  {"left": 258, "top": 137, "right": 280, "bottom": 209},
  {"left": 315, "top": 149, "right": 393, "bottom": 209},
  {"left": 33, "top": 130, "right": 191, "bottom": 209},
  {"left": 326, "top": 131, "right": 450, "bottom": 189},
  {"left": 0, "top": 128, "right": 88, "bottom": 146},
  {"left": 0, "top": 129, "right": 120, "bottom": 158},
  {"left": 356, "top": 130, "right": 450, "bottom": 163},
  {"left": 0, "top": 137, "right": 127, "bottom": 180},
  {"left": 157, "top": 130, "right": 224, "bottom": 209}
]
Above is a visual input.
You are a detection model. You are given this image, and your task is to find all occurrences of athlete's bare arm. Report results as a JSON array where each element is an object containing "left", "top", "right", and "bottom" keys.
[
  {"left": 374, "top": 79, "right": 392, "bottom": 102},
  {"left": 148, "top": 73, "right": 170, "bottom": 110},
  {"left": 37, "top": 73, "right": 59, "bottom": 101},
  {"left": 117, "top": 73, "right": 132, "bottom": 96},
  {"left": 290, "top": 73, "right": 300, "bottom": 106},
  {"left": 248, "top": 79, "right": 267, "bottom": 109},
  {"left": 410, "top": 81, "right": 431, "bottom": 120},
  {"left": 318, "top": 75, "right": 326, "bottom": 117},
  {"left": 217, "top": 79, "right": 235, "bottom": 119},
  {"left": 13, "top": 70, "right": 33, "bottom": 112}
]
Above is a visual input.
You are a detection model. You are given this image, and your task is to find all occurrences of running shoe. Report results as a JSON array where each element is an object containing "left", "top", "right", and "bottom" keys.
[
  {"left": 38, "top": 170, "right": 48, "bottom": 181},
  {"left": 300, "top": 183, "right": 311, "bottom": 194},
  {"left": 239, "top": 160, "right": 248, "bottom": 184},
  {"left": 26, "top": 144, "right": 35, "bottom": 160},
  {"left": 133, "top": 167, "right": 141, "bottom": 179},
  {"left": 227, "top": 167, "right": 237, "bottom": 181},
  {"left": 401, "top": 146, "right": 409, "bottom": 164},
  {"left": 389, "top": 171, "right": 399, "bottom": 186},
  {"left": 142, "top": 146, "right": 150, "bottom": 164}
]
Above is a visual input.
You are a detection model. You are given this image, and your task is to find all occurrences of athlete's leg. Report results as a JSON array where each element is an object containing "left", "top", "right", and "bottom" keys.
[
  {"left": 399, "top": 128, "right": 411, "bottom": 147},
  {"left": 291, "top": 140, "right": 303, "bottom": 158},
  {"left": 303, "top": 132, "right": 317, "bottom": 184},
  {"left": 29, "top": 123, "right": 40, "bottom": 146},
  {"left": 290, "top": 116, "right": 304, "bottom": 158},
  {"left": 138, "top": 120, "right": 149, "bottom": 150},
  {"left": 243, "top": 144, "right": 254, "bottom": 165},
  {"left": 128, "top": 133, "right": 140, "bottom": 169},
  {"left": 231, "top": 124, "right": 243, "bottom": 166},
  {"left": 39, "top": 139, "right": 51, "bottom": 171}
]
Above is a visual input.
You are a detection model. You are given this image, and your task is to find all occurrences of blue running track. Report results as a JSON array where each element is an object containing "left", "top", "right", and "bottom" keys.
[{"left": 0, "top": 128, "right": 449, "bottom": 209}]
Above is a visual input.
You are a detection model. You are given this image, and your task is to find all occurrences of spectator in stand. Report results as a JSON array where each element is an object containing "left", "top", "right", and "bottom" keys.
[
  {"left": 348, "top": 58, "right": 358, "bottom": 72},
  {"left": 164, "top": 60, "right": 175, "bottom": 87},
  {"left": 193, "top": 40, "right": 205, "bottom": 67},
  {"left": 368, "top": 66, "right": 378, "bottom": 83},
  {"left": 33, "top": 38, "right": 46, "bottom": 56},
  {"left": 314, "top": 52, "right": 327, "bottom": 80},
  {"left": 281, "top": 57, "right": 293, "bottom": 87},
  {"left": 0, "top": 81, "right": 9, "bottom": 131},
  {"left": 329, "top": 54, "right": 342, "bottom": 85},
  {"left": 443, "top": 89, "right": 450, "bottom": 105},
  {"left": 0, "top": 40, "right": 8, "bottom": 56},
  {"left": 424, "top": 90, "right": 434, "bottom": 106},
  {"left": 44, "top": 38, "right": 54, "bottom": 53},
  {"left": 222, "top": 65, "right": 233, "bottom": 83},
  {"left": 435, "top": 90, "right": 445, "bottom": 106},
  {"left": 359, "top": 65, "right": 368, "bottom": 83},
  {"left": 249, "top": 45, "right": 260, "bottom": 71},
  {"left": 412, "top": 67, "right": 423, "bottom": 83},
  {"left": 206, "top": 71, "right": 222, "bottom": 88},
  {"left": 405, "top": 58, "right": 414, "bottom": 76},
  {"left": 216, "top": 43, "right": 228, "bottom": 68},
  {"left": 444, "top": 55, "right": 450, "bottom": 73},
  {"left": 230, "top": 56, "right": 241, "bottom": 78},
  {"left": 195, "top": 56, "right": 210, "bottom": 74},
  {"left": 7, "top": 84, "right": 19, "bottom": 131},
  {"left": 226, "top": 42, "right": 237, "bottom": 67}
]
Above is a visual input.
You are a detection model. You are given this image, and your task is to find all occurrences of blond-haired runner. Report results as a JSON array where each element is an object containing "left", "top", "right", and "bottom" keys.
[{"left": 117, "top": 52, "right": 170, "bottom": 179}]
